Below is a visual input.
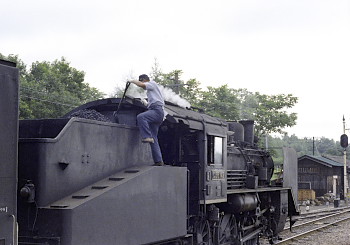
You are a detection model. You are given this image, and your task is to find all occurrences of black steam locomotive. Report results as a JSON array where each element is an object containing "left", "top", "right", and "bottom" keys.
[{"left": 0, "top": 60, "right": 299, "bottom": 245}]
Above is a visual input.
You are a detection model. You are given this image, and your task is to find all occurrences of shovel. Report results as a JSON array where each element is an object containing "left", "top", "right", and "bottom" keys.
[{"left": 114, "top": 81, "right": 131, "bottom": 123}]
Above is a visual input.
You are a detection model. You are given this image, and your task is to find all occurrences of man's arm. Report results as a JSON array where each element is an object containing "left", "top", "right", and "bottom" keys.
[{"left": 129, "top": 80, "right": 146, "bottom": 89}]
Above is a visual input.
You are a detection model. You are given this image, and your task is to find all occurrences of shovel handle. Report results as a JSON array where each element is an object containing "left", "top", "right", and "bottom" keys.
[{"left": 115, "top": 82, "right": 131, "bottom": 115}]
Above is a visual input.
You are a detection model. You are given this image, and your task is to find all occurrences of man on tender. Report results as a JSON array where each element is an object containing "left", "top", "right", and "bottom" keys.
[{"left": 129, "top": 74, "right": 165, "bottom": 166}]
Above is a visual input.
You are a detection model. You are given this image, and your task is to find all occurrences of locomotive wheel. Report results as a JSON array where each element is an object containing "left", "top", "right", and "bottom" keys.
[
  {"left": 196, "top": 220, "right": 212, "bottom": 245},
  {"left": 215, "top": 214, "right": 239, "bottom": 245}
]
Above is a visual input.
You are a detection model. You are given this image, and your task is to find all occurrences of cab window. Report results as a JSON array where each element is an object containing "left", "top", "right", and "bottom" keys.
[{"left": 207, "top": 135, "right": 223, "bottom": 165}]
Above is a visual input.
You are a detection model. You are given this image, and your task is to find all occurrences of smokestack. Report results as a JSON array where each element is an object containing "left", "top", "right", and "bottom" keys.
[
  {"left": 227, "top": 122, "right": 244, "bottom": 142},
  {"left": 239, "top": 120, "right": 255, "bottom": 145}
]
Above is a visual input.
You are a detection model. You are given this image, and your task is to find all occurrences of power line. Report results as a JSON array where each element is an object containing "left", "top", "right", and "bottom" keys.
[
  {"left": 20, "top": 94, "right": 78, "bottom": 108},
  {"left": 19, "top": 86, "right": 84, "bottom": 108},
  {"left": 20, "top": 86, "right": 74, "bottom": 102}
]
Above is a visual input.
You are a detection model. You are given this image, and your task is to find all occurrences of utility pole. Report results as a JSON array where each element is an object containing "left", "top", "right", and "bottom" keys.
[
  {"left": 166, "top": 71, "right": 181, "bottom": 94},
  {"left": 174, "top": 71, "right": 179, "bottom": 94},
  {"left": 341, "top": 116, "right": 349, "bottom": 200}
]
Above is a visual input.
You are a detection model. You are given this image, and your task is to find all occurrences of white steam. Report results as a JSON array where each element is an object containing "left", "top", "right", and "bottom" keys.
[
  {"left": 159, "top": 85, "right": 191, "bottom": 108},
  {"left": 125, "top": 82, "right": 191, "bottom": 108}
]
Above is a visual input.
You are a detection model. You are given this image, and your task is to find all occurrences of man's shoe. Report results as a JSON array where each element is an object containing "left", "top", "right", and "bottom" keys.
[
  {"left": 153, "top": 162, "right": 164, "bottom": 166},
  {"left": 142, "top": 137, "right": 154, "bottom": 143}
]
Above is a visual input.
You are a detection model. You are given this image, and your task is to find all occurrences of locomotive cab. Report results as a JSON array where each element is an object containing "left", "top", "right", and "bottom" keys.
[{"left": 157, "top": 101, "right": 229, "bottom": 218}]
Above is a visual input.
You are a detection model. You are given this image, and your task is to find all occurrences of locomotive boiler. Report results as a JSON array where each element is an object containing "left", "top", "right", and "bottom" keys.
[{"left": 0, "top": 60, "right": 299, "bottom": 245}]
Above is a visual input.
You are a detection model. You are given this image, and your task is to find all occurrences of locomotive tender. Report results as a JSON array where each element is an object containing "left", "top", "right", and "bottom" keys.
[{"left": 0, "top": 60, "right": 299, "bottom": 245}]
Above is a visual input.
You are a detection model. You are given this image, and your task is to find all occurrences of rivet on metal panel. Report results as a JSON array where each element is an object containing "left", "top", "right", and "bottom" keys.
[{"left": 81, "top": 154, "right": 90, "bottom": 164}]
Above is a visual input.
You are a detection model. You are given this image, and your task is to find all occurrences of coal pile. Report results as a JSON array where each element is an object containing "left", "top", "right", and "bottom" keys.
[{"left": 68, "top": 109, "right": 112, "bottom": 122}]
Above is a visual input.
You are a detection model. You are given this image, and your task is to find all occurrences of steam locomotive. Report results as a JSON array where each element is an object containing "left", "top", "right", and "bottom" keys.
[{"left": 0, "top": 60, "right": 299, "bottom": 245}]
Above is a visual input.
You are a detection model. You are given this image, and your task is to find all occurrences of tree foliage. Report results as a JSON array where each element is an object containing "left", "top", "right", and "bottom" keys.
[
  {"left": 148, "top": 61, "right": 298, "bottom": 137},
  {"left": 194, "top": 86, "right": 298, "bottom": 137},
  {"left": 253, "top": 93, "right": 298, "bottom": 137},
  {"left": 196, "top": 85, "right": 240, "bottom": 120},
  {"left": 234, "top": 88, "right": 258, "bottom": 120},
  {"left": 0, "top": 54, "right": 104, "bottom": 119},
  {"left": 268, "top": 134, "right": 347, "bottom": 165}
]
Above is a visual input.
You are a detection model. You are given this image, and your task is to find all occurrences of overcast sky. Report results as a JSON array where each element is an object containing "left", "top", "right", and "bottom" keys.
[{"left": 2, "top": 0, "right": 350, "bottom": 141}]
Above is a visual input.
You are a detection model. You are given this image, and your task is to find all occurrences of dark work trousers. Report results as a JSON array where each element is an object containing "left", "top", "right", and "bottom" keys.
[{"left": 136, "top": 104, "right": 164, "bottom": 163}]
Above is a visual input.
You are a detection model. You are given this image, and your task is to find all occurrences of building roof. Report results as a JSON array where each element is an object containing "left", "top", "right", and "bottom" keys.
[{"left": 298, "top": 154, "right": 344, "bottom": 168}]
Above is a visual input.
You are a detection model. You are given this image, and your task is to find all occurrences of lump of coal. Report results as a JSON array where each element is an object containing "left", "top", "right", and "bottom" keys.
[{"left": 68, "top": 109, "right": 111, "bottom": 122}]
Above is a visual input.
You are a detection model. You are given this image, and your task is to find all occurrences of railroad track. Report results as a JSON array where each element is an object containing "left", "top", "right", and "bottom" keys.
[
  {"left": 259, "top": 206, "right": 350, "bottom": 245},
  {"left": 285, "top": 206, "right": 350, "bottom": 230},
  {"left": 296, "top": 206, "right": 350, "bottom": 220},
  {"left": 276, "top": 206, "right": 350, "bottom": 244}
]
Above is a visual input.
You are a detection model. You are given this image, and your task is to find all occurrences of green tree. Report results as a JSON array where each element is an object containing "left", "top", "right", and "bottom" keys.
[
  {"left": 316, "top": 137, "right": 333, "bottom": 154},
  {"left": 1, "top": 54, "right": 104, "bottom": 119},
  {"left": 196, "top": 86, "right": 298, "bottom": 137},
  {"left": 269, "top": 134, "right": 347, "bottom": 159},
  {"left": 233, "top": 88, "right": 258, "bottom": 120},
  {"left": 23, "top": 57, "right": 105, "bottom": 118},
  {"left": 197, "top": 84, "right": 240, "bottom": 119},
  {"left": 253, "top": 93, "right": 298, "bottom": 138}
]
